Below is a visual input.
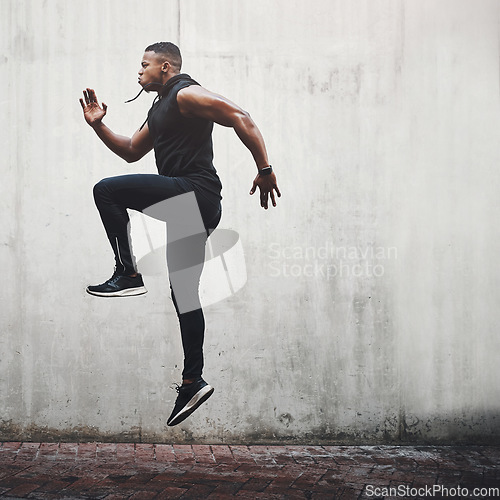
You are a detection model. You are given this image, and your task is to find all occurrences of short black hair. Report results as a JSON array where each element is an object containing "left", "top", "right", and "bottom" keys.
[{"left": 145, "top": 42, "right": 182, "bottom": 71}]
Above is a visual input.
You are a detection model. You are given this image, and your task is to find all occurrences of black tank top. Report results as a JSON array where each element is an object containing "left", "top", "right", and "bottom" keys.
[{"left": 147, "top": 73, "right": 222, "bottom": 199}]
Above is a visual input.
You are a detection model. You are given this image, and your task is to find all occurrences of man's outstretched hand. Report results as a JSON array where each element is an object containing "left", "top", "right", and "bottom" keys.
[
  {"left": 79, "top": 88, "right": 107, "bottom": 127},
  {"left": 250, "top": 172, "right": 281, "bottom": 209}
]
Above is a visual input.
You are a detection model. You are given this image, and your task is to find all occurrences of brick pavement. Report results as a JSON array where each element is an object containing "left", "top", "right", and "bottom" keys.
[{"left": 0, "top": 442, "right": 498, "bottom": 499}]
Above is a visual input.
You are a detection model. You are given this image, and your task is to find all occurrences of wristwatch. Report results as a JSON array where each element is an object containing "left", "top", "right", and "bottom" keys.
[{"left": 259, "top": 165, "right": 273, "bottom": 176}]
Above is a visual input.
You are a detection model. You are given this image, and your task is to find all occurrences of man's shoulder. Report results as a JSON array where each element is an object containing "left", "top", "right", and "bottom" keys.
[
  {"left": 177, "top": 84, "right": 205, "bottom": 95},
  {"left": 176, "top": 85, "right": 210, "bottom": 109}
]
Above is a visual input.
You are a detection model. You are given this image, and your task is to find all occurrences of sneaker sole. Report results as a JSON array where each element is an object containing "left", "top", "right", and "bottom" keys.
[
  {"left": 167, "top": 385, "right": 214, "bottom": 426},
  {"left": 86, "top": 286, "right": 148, "bottom": 297}
]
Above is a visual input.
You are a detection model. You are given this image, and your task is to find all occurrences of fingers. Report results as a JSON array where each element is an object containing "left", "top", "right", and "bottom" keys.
[
  {"left": 261, "top": 191, "right": 269, "bottom": 209},
  {"left": 82, "top": 89, "right": 91, "bottom": 106},
  {"left": 79, "top": 98, "right": 85, "bottom": 110},
  {"left": 270, "top": 189, "right": 276, "bottom": 207},
  {"left": 82, "top": 88, "right": 98, "bottom": 106},
  {"left": 83, "top": 89, "right": 93, "bottom": 104},
  {"left": 87, "top": 88, "right": 98, "bottom": 103}
]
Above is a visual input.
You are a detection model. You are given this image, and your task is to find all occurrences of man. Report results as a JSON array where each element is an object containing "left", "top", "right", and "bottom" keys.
[{"left": 79, "top": 42, "right": 280, "bottom": 426}]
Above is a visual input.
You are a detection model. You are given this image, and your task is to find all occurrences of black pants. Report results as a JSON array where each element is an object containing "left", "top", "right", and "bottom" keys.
[{"left": 92, "top": 173, "right": 222, "bottom": 379}]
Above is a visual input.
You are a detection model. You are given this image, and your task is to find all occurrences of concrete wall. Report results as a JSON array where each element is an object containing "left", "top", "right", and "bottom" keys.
[{"left": 1, "top": 0, "right": 499, "bottom": 444}]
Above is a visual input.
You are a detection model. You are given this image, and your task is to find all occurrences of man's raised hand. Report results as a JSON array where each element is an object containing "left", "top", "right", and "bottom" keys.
[{"left": 79, "top": 88, "right": 107, "bottom": 127}]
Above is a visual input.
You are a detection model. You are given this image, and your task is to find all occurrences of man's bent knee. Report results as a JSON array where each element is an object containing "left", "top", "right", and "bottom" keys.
[{"left": 93, "top": 177, "right": 114, "bottom": 202}]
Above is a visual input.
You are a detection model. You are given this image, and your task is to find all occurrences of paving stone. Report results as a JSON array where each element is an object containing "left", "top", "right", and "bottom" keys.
[
  {"left": 0, "top": 442, "right": 22, "bottom": 452},
  {"left": 114, "top": 443, "right": 135, "bottom": 462},
  {"left": 210, "top": 445, "right": 235, "bottom": 463},
  {"left": 249, "top": 446, "right": 277, "bottom": 466},
  {"left": 4, "top": 481, "right": 42, "bottom": 497},
  {"left": 134, "top": 444, "right": 155, "bottom": 462},
  {"left": 156, "top": 486, "right": 188, "bottom": 499},
  {"left": 176, "top": 483, "right": 215, "bottom": 499},
  {"left": 290, "top": 468, "right": 329, "bottom": 491},
  {"left": 286, "top": 446, "right": 317, "bottom": 465},
  {"left": 172, "top": 444, "right": 193, "bottom": 455},
  {"left": 208, "top": 480, "right": 244, "bottom": 496},
  {"left": 76, "top": 442, "right": 97, "bottom": 460},
  {"left": 129, "top": 490, "right": 157, "bottom": 499},
  {"left": 59, "top": 475, "right": 103, "bottom": 493},
  {"left": 192, "top": 444, "right": 216, "bottom": 463},
  {"left": 266, "top": 447, "right": 296, "bottom": 466},
  {"left": 239, "top": 477, "right": 272, "bottom": 492},
  {"left": 235, "top": 490, "right": 290, "bottom": 499},
  {"left": 229, "top": 446, "right": 256, "bottom": 464},
  {"left": 154, "top": 444, "right": 176, "bottom": 463}
]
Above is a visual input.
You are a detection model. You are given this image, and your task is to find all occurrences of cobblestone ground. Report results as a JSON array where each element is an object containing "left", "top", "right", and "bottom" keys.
[{"left": 0, "top": 443, "right": 498, "bottom": 499}]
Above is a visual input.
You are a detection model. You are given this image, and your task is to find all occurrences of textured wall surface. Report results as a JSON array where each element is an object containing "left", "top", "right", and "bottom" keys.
[{"left": 1, "top": 0, "right": 499, "bottom": 444}]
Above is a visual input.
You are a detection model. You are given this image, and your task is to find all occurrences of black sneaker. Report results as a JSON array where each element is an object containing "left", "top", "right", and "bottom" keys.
[
  {"left": 167, "top": 378, "right": 214, "bottom": 426},
  {"left": 86, "top": 271, "right": 147, "bottom": 297}
]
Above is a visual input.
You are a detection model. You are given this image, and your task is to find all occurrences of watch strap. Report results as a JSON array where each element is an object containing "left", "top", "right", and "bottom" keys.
[{"left": 259, "top": 165, "right": 273, "bottom": 176}]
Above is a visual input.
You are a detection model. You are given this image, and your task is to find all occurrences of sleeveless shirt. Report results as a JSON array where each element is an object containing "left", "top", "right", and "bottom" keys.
[{"left": 147, "top": 73, "right": 222, "bottom": 199}]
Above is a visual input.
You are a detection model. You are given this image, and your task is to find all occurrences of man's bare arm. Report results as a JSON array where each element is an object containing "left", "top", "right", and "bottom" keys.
[
  {"left": 177, "top": 86, "right": 281, "bottom": 208},
  {"left": 80, "top": 88, "right": 153, "bottom": 163}
]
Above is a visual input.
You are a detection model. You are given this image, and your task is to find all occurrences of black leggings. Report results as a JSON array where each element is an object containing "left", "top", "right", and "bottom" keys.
[{"left": 92, "top": 173, "right": 222, "bottom": 379}]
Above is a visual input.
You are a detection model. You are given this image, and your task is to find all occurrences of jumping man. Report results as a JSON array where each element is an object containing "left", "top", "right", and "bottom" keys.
[{"left": 79, "top": 42, "right": 280, "bottom": 426}]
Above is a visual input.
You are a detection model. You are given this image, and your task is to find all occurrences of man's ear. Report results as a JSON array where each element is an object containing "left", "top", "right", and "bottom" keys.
[{"left": 162, "top": 61, "right": 170, "bottom": 73}]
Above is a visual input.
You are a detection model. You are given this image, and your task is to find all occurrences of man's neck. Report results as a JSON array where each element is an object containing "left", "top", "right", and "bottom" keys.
[{"left": 157, "top": 71, "right": 181, "bottom": 90}]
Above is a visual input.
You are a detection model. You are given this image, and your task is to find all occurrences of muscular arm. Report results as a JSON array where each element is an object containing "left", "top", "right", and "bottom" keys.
[
  {"left": 177, "top": 85, "right": 281, "bottom": 208},
  {"left": 80, "top": 88, "right": 153, "bottom": 163},
  {"left": 91, "top": 121, "right": 153, "bottom": 163},
  {"left": 178, "top": 86, "right": 269, "bottom": 168}
]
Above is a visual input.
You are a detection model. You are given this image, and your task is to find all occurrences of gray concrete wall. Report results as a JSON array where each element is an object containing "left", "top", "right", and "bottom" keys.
[{"left": 1, "top": 0, "right": 499, "bottom": 444}]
